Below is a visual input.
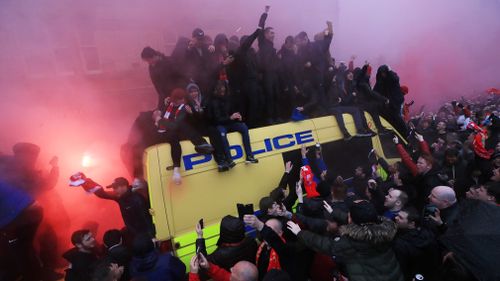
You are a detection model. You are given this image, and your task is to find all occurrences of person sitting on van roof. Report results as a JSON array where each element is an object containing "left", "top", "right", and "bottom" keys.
[
  {"left": 153, "top": 88, "right": 214, "bottom": 184},
  {"left": 207, "top": 81, "right": 258, "bottom": 167}
]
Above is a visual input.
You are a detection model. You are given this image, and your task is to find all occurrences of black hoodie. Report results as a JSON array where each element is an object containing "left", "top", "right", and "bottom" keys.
[
  {"left": 62, "top": 248, "right": 98, "bottom": 281},
  {"left": 393, "top": 227, "right": 440, "bottom": 281}
]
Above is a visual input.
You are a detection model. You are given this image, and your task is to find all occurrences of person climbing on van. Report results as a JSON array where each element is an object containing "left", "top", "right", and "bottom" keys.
[
  {"left": 208, "top": 81, "right": 259, "bottom": 168},
  {"left": 352, "top": 63, "right": 393, "bottom": 135},
  {"left": 153, "top": 88, "right": 214, "bottom": 184}
]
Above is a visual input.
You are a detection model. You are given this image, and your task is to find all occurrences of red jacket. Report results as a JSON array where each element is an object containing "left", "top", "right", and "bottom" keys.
[
  {"left": 396, "top": 140, "right": 431, "bottom": 177},
  {"left": 189, "top": 263, "right": 230, "bottom": 281}
]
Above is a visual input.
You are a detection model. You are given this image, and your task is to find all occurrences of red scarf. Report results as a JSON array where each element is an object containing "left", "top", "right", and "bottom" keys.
[
  {"left": 468, "top": 121, "right": 493, "bottom": 159},
  {"left": 158, "top": 103, "right": 184, "bottom": 132},
  {"left": 256, "top": 236, "right": 286, "bottom": 272},
  {"left": 163, "top": 103, "right": 185, "bottom": 120},
  {"left": 217, "top": 53, "right": 228, "bottom": 81}
]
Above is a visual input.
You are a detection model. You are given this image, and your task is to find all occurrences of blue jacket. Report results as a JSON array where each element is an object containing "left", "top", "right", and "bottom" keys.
[{"left": 0, "top": 180, "right": 34, "bottom": 228}]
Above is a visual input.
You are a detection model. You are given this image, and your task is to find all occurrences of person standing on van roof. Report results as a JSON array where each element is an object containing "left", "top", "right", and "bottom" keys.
[
  {"left": 374, "top": 65, "right": 408, "bottom": 137},
  {"left": 227, "top": 9, "right": 268, "bottom": 128},
  {"left": 327, "top": 67, "right": 377, "bottom": 140},
  {"left": 352, "top": 63, "right": 392, "bottom": 135},
  {"left": 208, "top": 81, "right": 258, "bottom": 167},
  {"left": 185, "top": 27, "right": 216, "bottom": 98},
  {"left": 69, "top": 173, "right": 155, "bottom": 241},
  {"left": 141, "top": 46, "right": 187, "bottom": 111},
  {"left": 294, "top": 21, "right": 333, "bottom": 118},
  {"left": 257, "top": 5, "right": 282, "bottom": 124}
]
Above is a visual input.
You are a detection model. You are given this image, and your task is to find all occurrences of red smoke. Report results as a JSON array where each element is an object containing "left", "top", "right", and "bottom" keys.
[{"left": 0, "top": 0, "right": 499, "bottom": 267}]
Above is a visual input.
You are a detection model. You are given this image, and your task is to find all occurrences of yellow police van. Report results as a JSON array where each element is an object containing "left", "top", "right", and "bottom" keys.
[{"left": 144, "top": 113, "right": 404, "bottom": 265}]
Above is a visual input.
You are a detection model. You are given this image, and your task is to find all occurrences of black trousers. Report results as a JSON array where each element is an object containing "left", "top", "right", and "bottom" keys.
[
  {"left": 0, "top": 205, "right": 43, "bottom": 281},
  {"left": 159, "top": 122, "right": 207, "bottom": 167},
  {"left": 262, "top": 71, "right": 281, "bottom": 121},
  {"left": 359, "top": 103, "right": 386, "bottom": 131},
  {"left": 329, "top": 106, "right": 369, "bottom": 136},
  {"left": 242, "top": 79, "right": 263, "bottom": 128}
]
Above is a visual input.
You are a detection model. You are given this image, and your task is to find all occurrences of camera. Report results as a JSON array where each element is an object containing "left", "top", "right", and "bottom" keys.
[{"left": 423, "top": 205, "right": 438, "bottom": 218}]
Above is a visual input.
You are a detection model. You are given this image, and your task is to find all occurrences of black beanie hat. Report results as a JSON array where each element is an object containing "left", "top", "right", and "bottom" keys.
[
  {"left": 132, "top": 233, "right": 155, "bottom": 257},
  {"left": 217, "top": 215, "right": 245, "bottom": 246},
  {"left": 349, "top": 200, "right": 379, "bottom": 225}
]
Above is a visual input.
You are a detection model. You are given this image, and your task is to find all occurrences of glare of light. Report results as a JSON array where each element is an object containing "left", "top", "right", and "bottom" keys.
[{"left": 82, "top": 154, "right": 93, "bottom": 167}]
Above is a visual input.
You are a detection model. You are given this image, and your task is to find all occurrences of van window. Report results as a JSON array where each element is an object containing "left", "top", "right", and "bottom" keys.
[
  {"left": 282, "top": 137, "right": 374, "bottom": 180},
  {"left": 378, "top": 133, "right": 400, "bottom": 159}
]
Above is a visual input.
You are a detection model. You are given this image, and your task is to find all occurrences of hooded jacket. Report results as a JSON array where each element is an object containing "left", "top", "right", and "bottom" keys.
[
  {"left": 129, "top": 250, "right": 186, "bottom": 281},
  {"left": 353, "top": 65, "right": 388, "bottom": 106},
  {"left": 298, "top": 218, "right": 404, "bottom": 281},
  {"left": 393, "top": 227, "right": 440, "bottom": 281},
  {"left": 196, "top": 215, "right": 258, "bottom": 271},
  {"left": 148, "top": 53, "right": 187, "bottom": 111},
  {"left": 374, "top": 65, "right": 404, "bottom": 110}
]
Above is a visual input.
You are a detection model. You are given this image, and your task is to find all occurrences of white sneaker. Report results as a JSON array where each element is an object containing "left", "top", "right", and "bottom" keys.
[{"left": 172, "top": 168, "right": 182, "bottom": 185}]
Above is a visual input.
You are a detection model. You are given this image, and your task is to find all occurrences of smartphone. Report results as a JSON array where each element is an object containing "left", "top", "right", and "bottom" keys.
[
  {"left": 198, "top": 218, "right": 204, "bottom": 230},
  {"left": 237, "top": 203, "right": 254, "bottom": 220}
]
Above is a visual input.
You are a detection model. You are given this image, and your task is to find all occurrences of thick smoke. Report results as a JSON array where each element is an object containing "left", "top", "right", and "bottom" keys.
[{"left": 0, "top": 0, "right": 499, "bottom": 262}]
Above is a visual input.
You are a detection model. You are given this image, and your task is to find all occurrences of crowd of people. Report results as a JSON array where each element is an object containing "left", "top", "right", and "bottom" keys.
[
  {"left": 2, "top": 4, "right": 500, "bottom": 281},
  {"left": 58, "top": 87, "right": 499, "bottom": 281},
  {"left": 125, "top": 5, "right": 409, "bottom": 183}
]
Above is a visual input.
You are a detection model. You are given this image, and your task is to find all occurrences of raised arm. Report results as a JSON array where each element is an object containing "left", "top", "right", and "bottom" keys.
[
  {"left": 287, "top": 222, "right": 335, "bottom": 255},
  {"left": 393, "top": 136, "right": 418, "bottom": 177},
  {"left": 319, "top": 21, "right": 333, "bottom": 53},
  {"left": 69, "top": 172, "right": 118, "bottom": 201},
  {"left": 257, "top": 7, "right": 269, "bottom": 47}
]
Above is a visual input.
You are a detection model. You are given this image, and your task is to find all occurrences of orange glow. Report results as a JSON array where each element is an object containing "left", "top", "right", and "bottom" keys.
[{"left": 82, "top": 154, "right": 93, "bottom": 167}]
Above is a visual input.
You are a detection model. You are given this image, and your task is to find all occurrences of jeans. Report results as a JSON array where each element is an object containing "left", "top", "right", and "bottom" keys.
[{"left": 216, "top": 122, "right": 253, "bottom": 161}]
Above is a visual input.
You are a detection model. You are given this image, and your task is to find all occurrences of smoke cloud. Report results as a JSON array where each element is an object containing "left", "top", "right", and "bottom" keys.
[{"left": 0, "top": 0, "right": 499, "bottom": 263}]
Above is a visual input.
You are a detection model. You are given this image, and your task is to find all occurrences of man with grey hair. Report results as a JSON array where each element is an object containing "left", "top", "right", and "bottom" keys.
[{"left": 427, "top": 186, "right": 459, "bottom": 233}]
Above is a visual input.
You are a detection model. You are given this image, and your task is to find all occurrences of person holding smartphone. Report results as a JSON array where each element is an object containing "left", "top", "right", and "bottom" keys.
[{"left": 194, "top": 216, "right": 258, "bottom": 272}]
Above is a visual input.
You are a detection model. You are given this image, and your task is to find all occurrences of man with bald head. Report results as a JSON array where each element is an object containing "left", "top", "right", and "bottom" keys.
[
  {"left": 243, "top": 215, "right": 309, "bottom": 281},
  {"left": 264, "top": 218, "right": 283, "bottom": 237},
  {"left": 230, "top": 261, "right": 259, "bottom": 281},
  {"left": 189, "top": 253, "right": 258, "bottom": 281},
  {"left": 426, "top": 186, "right": 459, "bottom": 233}
]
